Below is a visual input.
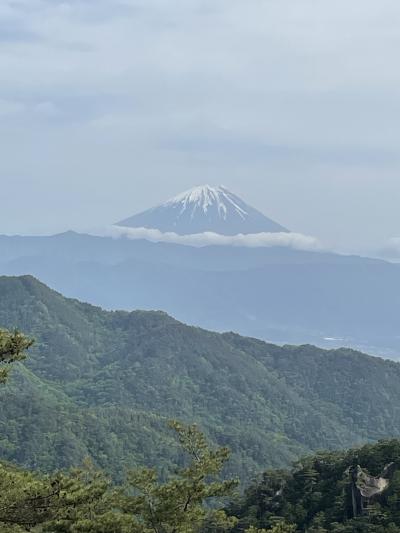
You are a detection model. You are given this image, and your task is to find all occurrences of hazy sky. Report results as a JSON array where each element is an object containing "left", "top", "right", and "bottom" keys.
[{"left": 1, "top": 0, "right": 400, "bottom": 253}]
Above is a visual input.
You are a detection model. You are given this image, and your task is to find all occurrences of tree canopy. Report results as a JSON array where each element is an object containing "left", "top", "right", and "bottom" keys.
[
  {"left": 229, "top": 440, "right": 400, "bottom": 533},
  {"left": 0, "top": 329, "right": 33, "bottom": 383},
  {"left": 0, "top": 422, "right": 237, "bottom": 532}
]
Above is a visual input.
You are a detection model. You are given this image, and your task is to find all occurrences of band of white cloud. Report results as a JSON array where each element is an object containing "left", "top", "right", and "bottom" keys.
[{"left": 100, "top": 226, "right": 322, "bottom": 251}]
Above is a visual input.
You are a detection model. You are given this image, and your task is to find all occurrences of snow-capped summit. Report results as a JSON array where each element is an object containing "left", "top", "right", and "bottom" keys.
[{"left": 116, "top": 184, "right": 288, "bottom": 236}]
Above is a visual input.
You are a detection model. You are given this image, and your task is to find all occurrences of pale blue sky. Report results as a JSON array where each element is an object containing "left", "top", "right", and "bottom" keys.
[{"left": 1, "top": 0, "right": 400, "bottom": 253}]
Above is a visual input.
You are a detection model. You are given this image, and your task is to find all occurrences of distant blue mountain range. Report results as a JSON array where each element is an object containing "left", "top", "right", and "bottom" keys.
[{"left": 0, "top": 230, "right": 399, "bottom": 358}]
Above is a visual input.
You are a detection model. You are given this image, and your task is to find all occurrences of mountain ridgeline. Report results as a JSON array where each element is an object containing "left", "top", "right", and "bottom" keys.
[
  {"left": 2, "top": 275, "right": 400, "bottom": 482},
  {"left": 1, "top": 231, "right": 400, "bottom": 355}
]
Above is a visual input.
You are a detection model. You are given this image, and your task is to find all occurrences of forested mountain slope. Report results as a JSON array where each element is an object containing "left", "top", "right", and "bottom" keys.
[{"left": 2, "top": 275, "right": 400, "bottom": 482}]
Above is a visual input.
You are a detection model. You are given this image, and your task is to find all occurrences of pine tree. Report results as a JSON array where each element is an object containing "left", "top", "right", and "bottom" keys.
[
  {"left": 118, "top": 421, "right": 239, "bottom": 533},
  {"left": 0, "top": 329, "right": 33, "bottom": 383}
]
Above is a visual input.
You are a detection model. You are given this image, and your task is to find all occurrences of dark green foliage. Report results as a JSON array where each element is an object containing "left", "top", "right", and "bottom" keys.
[
  {"left": 4, "top": 425, "right": 400, "bottom": 532},
  {"left": 2, "top": 276, "right": 400, "bottom": 481},
  {"left": 229, "top": 440, "right": 400, "bottom": 532},
  {"left": 0, "top": 423, "right": 236, "bottom": 533},
  {"left": 118, "top": 421, "right": 238, "bottom": 532},
  {"left": 0, "top": 462, "right": 125, "bottom": 532},
  {"left": 0, "top": 328, "right": 33, "bottom": 382}
]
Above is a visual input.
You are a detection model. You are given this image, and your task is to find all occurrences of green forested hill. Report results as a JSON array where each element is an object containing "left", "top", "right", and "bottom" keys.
[{"left": 2, "top": 275, "right": 400, "bottom": 482}]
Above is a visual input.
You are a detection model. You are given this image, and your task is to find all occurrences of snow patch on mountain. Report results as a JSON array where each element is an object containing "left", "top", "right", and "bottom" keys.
[{"left": 166, "top": 185, "right": 248, "bottom": 221}]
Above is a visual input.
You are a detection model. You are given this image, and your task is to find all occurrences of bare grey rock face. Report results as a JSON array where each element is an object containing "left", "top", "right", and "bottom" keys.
[{"left": 351, "top": 463, "right": 395, "bottom": 516}]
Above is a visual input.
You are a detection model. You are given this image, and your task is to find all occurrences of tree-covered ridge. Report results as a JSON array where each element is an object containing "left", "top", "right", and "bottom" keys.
[
  {"left": 2, "top": 275, "right": 400, "bottom": 481},
  {"left": 229, "top": 439, "right": 400, "bottom": 532}
]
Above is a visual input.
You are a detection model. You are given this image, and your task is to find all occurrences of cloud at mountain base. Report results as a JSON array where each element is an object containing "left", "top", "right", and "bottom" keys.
[
  {"left": 377, "top": 238, "right": 400, "bottom": 259},
  {"left": 101, "top": 226, "right": 322, "bottom": 251}
]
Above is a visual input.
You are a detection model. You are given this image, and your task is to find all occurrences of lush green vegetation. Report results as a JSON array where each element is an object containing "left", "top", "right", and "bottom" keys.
[
  {"left": 0, "top": 428, "right": 238, "bottom": 532},
  {"left": 4, "top": 416, "right": 400, "bottom": 531},
  {"left": 3, "top": 283, "right": 400, "bottom": 531},
  {"left": 2, "top": 275, "right": 400, "bottom": 483},
  {"left": 1, "top": 338, "right": 237, "bottom": 531},
  {"left": 0, "top": 414, "right": 237, "bottom": 531},
  {"left": 228, "top": 439, "right": 400, "bottom": 532}
]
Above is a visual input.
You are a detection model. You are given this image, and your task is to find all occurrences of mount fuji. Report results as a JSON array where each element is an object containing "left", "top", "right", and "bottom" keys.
[{"left": 116, "top": 185, "right": 288, "bottom": 236}]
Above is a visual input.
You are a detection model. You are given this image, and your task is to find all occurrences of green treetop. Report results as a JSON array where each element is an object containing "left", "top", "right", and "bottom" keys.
[
  {"left": 118, "top": 421, "right": 239, "bottom": 533},
  {"left": 0, "top": 329, "right": 33, "bottom": 383}
]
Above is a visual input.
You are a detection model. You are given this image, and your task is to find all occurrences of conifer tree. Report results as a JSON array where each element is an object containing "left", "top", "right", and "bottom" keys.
[
  {"left": 119, "top": 421, "right": 238, "bottom": 533},
  {"left": 0, "top": 329, "right": 33, "bottom": 383}
]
